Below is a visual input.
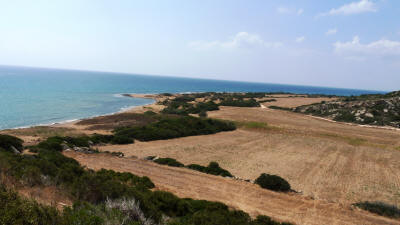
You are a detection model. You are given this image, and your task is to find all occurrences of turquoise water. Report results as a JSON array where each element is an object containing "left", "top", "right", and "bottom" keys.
[{"left": 0, "top": 65, "right": 386, "bottom": 130}]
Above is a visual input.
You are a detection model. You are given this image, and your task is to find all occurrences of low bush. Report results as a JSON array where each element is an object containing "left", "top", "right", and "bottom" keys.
[
  {"left": 199, "top": 111, "right": 208, "bottom": 118},
  {"left": 258, "top": 99, "right": 277, "bottom": 103},
  {"left": 255, "top": 173, "right": 291, "bottom": 192},
  {"left": 187, "top": 162, "right": 233, "bottom": 177},
  {"left": 0, "top": 184, "right": 62, "bottom": 225},
  {"left": 219, "top": 98, "right": 260, "bottom": 107},
  {"left": 0, "top": 134, "right": 23, "bottom": 152},
  {"left": 154, "top": 158, "right": 184, "bottom": 167},
  {"left": 268, "top": 106, "right": 292, "bottom": 111},
  {"left": 89, "top": 134, "right": 115, "bottom": 144},
  {"left": 36, "top": 134, "right": 134, "bottom": 151},
  {"left": 110, "top": 135, "right": 134, "bottom": 144},
  {"left": 334, "top": 111, "right": 357, "bottom": 122},
  {"left": 353, "top": 201, "right": 400, "bottom": 218},
  {"left": 114, "top": 116, "right": 236, "bottom": 142},
  {"left": 162, "top": 100, "right": 219, "bottom": 115}
]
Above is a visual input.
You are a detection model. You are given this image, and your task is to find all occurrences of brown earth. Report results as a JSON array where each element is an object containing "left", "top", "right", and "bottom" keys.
[
  {"left": 65, "top": 151, "right": 400, "bottom": 225},
  {"left": 98, "top": 106, "right": 400, "bottom": 209},
  {"left": 259, "top": 96, "right": 335, "bottom": 108}
]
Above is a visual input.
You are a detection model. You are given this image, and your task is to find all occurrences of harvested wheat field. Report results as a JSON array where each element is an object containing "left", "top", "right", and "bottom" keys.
[
  {"left": 65, "top": 151, "right": 399, "bottom": 225},
  {"left": 97, "top": 106, "right": 400, "bottom": 209}
]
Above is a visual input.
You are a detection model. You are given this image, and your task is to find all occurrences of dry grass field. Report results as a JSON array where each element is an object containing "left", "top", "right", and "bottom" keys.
[
  {"left": 96, "top": 104, "right": 400, "bottom": 208},
  {"left": 66, "top": 151, "right": 400, "bottom": 225}
]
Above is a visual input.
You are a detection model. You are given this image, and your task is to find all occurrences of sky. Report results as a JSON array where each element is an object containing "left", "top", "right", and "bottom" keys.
[{"left": 0, "top": 0, "right": 399, "bottom": 91}]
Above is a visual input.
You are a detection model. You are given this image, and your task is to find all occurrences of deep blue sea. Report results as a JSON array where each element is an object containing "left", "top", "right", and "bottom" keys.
[{"left": 0, "top": 65, "right": 386, "bottom": 130}]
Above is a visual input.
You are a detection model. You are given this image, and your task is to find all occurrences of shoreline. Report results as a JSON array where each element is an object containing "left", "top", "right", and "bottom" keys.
[{"left": 0, "top": 94, "right": 159, "bottom": 132}]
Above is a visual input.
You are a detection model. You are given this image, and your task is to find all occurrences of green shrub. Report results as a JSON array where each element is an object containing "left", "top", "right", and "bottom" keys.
[
  {"left": 143, "top": 110, "right": 157, "bottom": 116},
  {"left": 268, "top": 106, "right": 292, "bottom": 111},
  {"left": 199, "top": 111, "right": 208, "bottom": 118},
  {"left": 0, "top": 134, "right": 23, "bottom": 153},
  {"left": 334, "top": 111, "right": 356, "bottom": 122},
  {"left": 154, "top": 158, "right": 184, "bottom": 167},
  {"left": 255, "top": 173, "right": 291, "bottom": 192},
  {"left": 37, "top": 136, "right": 65, "bottom": 151},
  {"left": 258, "top": 99, "right": 277, "bottom": 103},
  {"left": 353, "top": 201, "right": 400, "bottom": 218},
  {"left": 187, "top": 162, "right": 233, "bottom": 177},
  {"left": 0, "top": 184, "right": 62, "bottom": 225},
  {"left": 114, "top": 116, "right": 236, "bottom": 142},
  {"left": 89, "top": 134, "right": 115, "bottom": 144},
  {"left": 111, "top": 135, "right": 134, "bottom": 144},
  {"left": 219, "top": 98, "right": 260, "bottom": 107}
]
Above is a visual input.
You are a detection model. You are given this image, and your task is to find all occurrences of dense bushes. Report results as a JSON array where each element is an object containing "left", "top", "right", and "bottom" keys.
[
  {"left": 334, "top": 110, "right": 357, "bottom": 122},
  {"left": 255, "top": 173, "right": 291, "bottom": 192},
  {"left": 268, "top": 106, "right": 292, "bottom": 111},
  {"left": 0, "top": 134, "right": 23, "bottom": 152},
  {"left": 219, "top": 98, "right": 260, "bottom": 107},
  {"left": 187, "top": 162, "right": 233, "bottom": 177},
  {"left": 353, "top": 201, "right": 400, "bottom": 218},
  {"left": 34, "top": 134, "right": 133, "bottom": 152},
  {"left": 258, "top": 99, "right": 277, "bottom": 103},
  {"left": 0, "top": 134, "right": 294, "bottom": 225},
  {"left": 154, "top": 158, "right": 184, "bottom": 167},
  {"left": 161, "top": 100, "right": 220, "bottom": 115},
  {"left": 114, "top": 116, "right": 236, "bottom": 142},
  {"left": 153, "top": 158, "right": 233, "bottom": 178},
  {"left": 0, "top": 184, "right": 62, "bottom": 225}
]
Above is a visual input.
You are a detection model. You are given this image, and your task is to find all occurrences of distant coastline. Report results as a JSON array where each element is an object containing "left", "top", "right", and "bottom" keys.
[{"left": 0, "top": 65, "right": 387, "bottom": 130}]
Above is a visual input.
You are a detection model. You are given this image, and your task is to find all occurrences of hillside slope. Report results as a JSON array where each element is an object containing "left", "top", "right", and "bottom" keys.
[
  {"left": 65, "top": 151, "right": 400, "bottom": 225},
  {"left": 293, "top": 91, "right": 400, "bottom": 128}
]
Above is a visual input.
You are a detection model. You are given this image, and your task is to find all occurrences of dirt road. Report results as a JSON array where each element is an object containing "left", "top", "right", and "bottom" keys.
[{"left": 65, "top": 151, "right": 400, "bottom": 225}]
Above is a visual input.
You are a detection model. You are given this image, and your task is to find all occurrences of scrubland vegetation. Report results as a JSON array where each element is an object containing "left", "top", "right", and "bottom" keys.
[
  {"left": 114, "top": 116, "right": 236, "bottom": 142},
  {"left": 186, "top": 162, "right": 233, "bottom": 177},
  {"left": 255, "top": 174, "right": 291, "bottom": 192},
  {"left": 160, "top": 92, "right": 271, "bottom": 116},
  {"left": 153, "top": 157, "right": 233, "bottom": 177},
  {"left": 353, "top": 201, "right": 400, "bottom": 219},
  {"left": 0, "top": 134, "right": 293, "bottom": 225},
  {"left": 293, "top": 91, "right": 400, "bottom": 128}
]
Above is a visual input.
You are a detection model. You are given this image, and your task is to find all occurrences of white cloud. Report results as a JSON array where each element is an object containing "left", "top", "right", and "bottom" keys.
[
  {"left": 326, "top": 28, "right": 338, "bottom": 36},
  {"left": 188, "top": 32, "right": 283, "bottom": 50},
  {"left": 295, "top": 36, "right": 305, "bottom": 43},
  {"left": 297, "top": 8, "right": 304, "bottom": 15},
  {"left": 277, "top": 7, "right": 290, "bottom": 14},
  {"left": 334, "top": 36, "right": 400, "bottom": 60},
  {"left": 277, "top": 7, "right": 304, "bottom": 15},
  {"left": 318, "top": 0, "right": 376, "bottom": 17}
]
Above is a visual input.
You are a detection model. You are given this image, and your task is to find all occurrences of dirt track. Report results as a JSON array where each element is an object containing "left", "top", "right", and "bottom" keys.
[{"left": 65, "top": 151, "right": 400, "bottom": 225}]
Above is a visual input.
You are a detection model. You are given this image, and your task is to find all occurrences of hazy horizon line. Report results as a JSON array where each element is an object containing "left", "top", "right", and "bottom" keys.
[{"left": 0, "top": 64, "right": 389, "bottom": 93}]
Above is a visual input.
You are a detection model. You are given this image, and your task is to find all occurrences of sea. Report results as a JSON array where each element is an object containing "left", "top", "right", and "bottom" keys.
[{"left": 0, "top": 65, "right": 386, "bottom": 130}]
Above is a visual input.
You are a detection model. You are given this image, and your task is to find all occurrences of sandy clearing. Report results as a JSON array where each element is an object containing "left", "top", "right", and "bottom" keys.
[{"left": 65, "top": 151, "right": 400, "bottom": 225}]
